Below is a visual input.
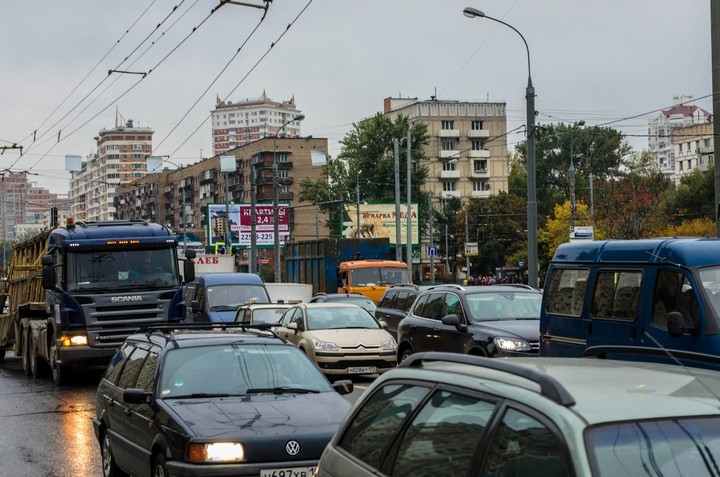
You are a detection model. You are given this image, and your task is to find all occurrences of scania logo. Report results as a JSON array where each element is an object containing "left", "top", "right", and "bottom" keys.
[
  {"left": 285, "top": 440, "right": 300, "bottom": 456},
  {"left": 111, "top": 296, "right": 143, "bottom": 302}
]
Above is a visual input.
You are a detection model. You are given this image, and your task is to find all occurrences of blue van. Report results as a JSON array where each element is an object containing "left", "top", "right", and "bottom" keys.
[
  {"left": 183, "top": 273, "right": 270, "bottom": 322},
  {"left": 540, "top": 238, "right": 720, "bottom": 358}
]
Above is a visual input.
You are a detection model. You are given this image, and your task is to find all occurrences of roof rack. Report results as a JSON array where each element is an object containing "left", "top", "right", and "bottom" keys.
[
  {"left": 400, "top": 352, "right": 575, "bottom": 407},
  {"left": 388, "top": 283, "right": 419, "bottom": 289},
  {"left": 584, "top": 345, "right": 720, "bottom": 366},
  {"left": 136, "top": 322, "right": 281, "bottom": 339},
  {"left": 425, "top": 284, "right": 466, "bottom": 292}
]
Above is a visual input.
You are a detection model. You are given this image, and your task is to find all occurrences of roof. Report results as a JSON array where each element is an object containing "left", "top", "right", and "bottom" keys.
[
  {"left": 662, "top": 103, "right": 710, "bottom": 118},
  {"left": 192, "top": 272, "right": 265, "bottom": 286},
  {"left": 551, "top": 238, "right": 720, "bottom": 268},
  {"left": 132, "top": 328, "right": 284, "bottom": 349},
  {"left": 394, "top": 355, "right": 720, "bottom": 425}
]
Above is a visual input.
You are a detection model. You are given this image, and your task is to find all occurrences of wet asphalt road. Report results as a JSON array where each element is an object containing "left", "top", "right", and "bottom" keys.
[{"left": 0, "top": 351, "right": 373, "bottom": 477}]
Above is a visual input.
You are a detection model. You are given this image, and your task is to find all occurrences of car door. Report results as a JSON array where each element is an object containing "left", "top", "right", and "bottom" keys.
[
  {"left": 433, "top": 292, "right": 474, "bottom": 354},
  {"left": 121, "top": 345, "right": 157, "bottom": 477},
  {"left": 410, "top": 292, "right": 446, "bottom": 352},
  {"left": 108, "top": 344, "right": 146, "bottom": 468},
  {"left": 540, "top": 267, "right": 591, "bottom": 357},
  {"left": 276, "top": 307, "right": 303, "bottom": 344}
]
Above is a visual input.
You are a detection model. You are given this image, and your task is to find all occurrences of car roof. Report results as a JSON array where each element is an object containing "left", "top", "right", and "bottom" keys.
[
  {"left": 420, "top": 284, "right": 541, "bottom": 295},
  {"left": 299, "top": 302, "right": 368, "bottom": 309},
  {"left": 127, "top": 324, "right": 287, "bottom": 349},
  {"left": 192, "top": 273, "right": 265, "bottom": 286},
  {"left": 390, "top": 353, "right": 720, "bottom": 425}
]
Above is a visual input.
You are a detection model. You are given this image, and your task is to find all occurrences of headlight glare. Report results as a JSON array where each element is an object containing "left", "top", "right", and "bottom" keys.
[
  {"left": 60, "top": 334, "right": 88, "bottom": 347},
  {"left": 311, "top": 336, "right": 338, "bottom": 351},
  {"left": 188, "top": 442, "right": 245, "bottom": 463},
  {"left": 381, "top": 338, "right": 397, "bottom": 350},
  {"left": 494, "top": 337, "right": 531, "bottom": 352}
]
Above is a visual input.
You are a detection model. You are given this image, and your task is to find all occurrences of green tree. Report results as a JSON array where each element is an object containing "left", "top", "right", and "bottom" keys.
[{"left": 664, "top": 164, "right": 715, "bottom": 223}]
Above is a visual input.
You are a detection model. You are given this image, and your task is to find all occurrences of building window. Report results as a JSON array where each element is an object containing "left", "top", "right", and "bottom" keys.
[
  {"left": 277, "top": 153, "right": 289, "bottom": 163},
  {"left": 441, "top": 120, "right": 454, "bottom": 130},
  {"left": 472, "top": 140, "right": 484, "bottom": 150},
  {"left": 442, "top": 161, "right": 456, "bottom": 171},
  {"left": 441, "top": 139, "right": 458, "bottom": 151},
  {"left": 471, "top": 120, "right": 484, "bottom": 130},
  {"left": 473, "top": 160, "right": 487, "bottom": 172},
  {"left": 443, "top": 182, "right": 456, "bottom": 192},
  {"left": 278, "top": 170, "right": 289, "bottom": 178}
]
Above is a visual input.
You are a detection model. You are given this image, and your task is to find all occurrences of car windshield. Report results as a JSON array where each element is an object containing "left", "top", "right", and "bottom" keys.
[
  {"left": 699, "top": 266, "right": 720, "bottom": 322},
  {"left": 207, "top": 284, "right": 269, "bottom": 309},
  {"left": 587, "top": 417, "right": 720, "bottom": 476},
  {"left": 251, "top": 307, "right": 289, "bottom": 324},
  {"left": 306, "top": 306, "right": 380, "bottom": 330},
  {"left": 465, "top": 292, "right": 541, "bottom": 321},
  {"left": 160, "top": 343, "right": 331, "bottom": 398},
  {"left": 351, "top": 267, "right": 406, "bottom": 286}
]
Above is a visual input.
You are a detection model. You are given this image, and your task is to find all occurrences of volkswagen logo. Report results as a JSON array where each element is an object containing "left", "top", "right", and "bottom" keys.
[{"left": 286, "top": 440, "right": 301, "bottom": 456}]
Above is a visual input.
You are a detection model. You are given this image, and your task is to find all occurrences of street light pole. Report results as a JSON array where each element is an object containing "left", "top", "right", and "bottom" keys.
[
  {"left": 273, "top": 113, "right": 305, "bottom": 283},
  {"left": 569, "top": 120, "right": 585, "bottom": 230},
  {"left": 463, "top": 7, "right": 537, "bottom": 287},
  {"left": 394, "top": 138, "right": 402, "bottom": 262}
]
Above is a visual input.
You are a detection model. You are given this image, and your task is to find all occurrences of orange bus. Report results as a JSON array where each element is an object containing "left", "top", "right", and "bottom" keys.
[{"left": 337, "top": 259, "right": 412, "bottom": 304}]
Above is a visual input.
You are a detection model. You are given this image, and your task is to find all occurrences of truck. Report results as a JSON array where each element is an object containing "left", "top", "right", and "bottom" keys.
[
  {"left": 284, "top": 238, "right": 412, "bottom": 302},
  {"left": 0, "top": 219, "right": 195, "bottom": 385}
]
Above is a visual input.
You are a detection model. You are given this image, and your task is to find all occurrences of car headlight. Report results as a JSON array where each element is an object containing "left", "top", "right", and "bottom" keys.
[
  {"left": 381, "top": 338, "right": 397, "bottom": 350},
  {"left": 311, "top": 336, "right": 338, "bottom": 351},
  {"left": 188, "top": 442, "right": 245, "bottom": 463},
  {"left": 494, "top": 337, "right": 531, "bottom": 352}
]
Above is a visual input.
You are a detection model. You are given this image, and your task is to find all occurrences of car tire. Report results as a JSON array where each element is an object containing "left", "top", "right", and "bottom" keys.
[
  {"left": 399, "top": 347, "right": 414, "bottom": 363},
  {"left": 22, "top": 327, "right": 32, "bottom": 376},
  {"left": 153, "top": 453, "right": 169, "bottom": 477},
  {"left": 0, "top": 349, "right": 5, "bottom": 361},
  {"left": 101, "top": 430, "right": 127, "bottom": 477}
]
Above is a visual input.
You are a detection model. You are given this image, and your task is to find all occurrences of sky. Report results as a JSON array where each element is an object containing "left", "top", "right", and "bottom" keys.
[{"left": 0, "top": 0, "right": 712, "bottom": 195}]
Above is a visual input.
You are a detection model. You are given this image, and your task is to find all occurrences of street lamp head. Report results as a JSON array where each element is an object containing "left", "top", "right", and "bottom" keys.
[
  {"left": 578, "top": 120, "right": 586, "bottom": 127},
  {"left": 293, "top": 114, "right": 305, "bottom": 122},
  {"left": 463, "top": 7, "right": 485, "bottom": 18}
]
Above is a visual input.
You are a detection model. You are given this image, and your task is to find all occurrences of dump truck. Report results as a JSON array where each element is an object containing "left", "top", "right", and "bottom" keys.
[
  {"left": 284, "top": 238, "right": 412, "bottom": 302},
  {"left": 0, "top": 219, "right": 195, "bottom": 384}
]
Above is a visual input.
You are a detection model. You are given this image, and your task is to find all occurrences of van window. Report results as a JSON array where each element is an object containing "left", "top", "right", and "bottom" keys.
[
  {"left": 591, "top": 270, "right": 642, "bottom": 322},
  {"left": 652, "top": 271, "right": 699, "bottom": 330},
  {"left": 545, "top": 268, "right": 589, "bottom": 317}
]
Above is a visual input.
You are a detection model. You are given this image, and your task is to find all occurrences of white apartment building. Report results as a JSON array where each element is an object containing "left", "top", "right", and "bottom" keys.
[
  {"left": 672, "top": 121, "right": 714, "bottom": 184},
  {"left": 648, "top": 95, "right": 710, "bottom": 177},
  {"left": 69, "top": 120, "right": 153, "bottom": 221},
  {"left": 211, "top": 91, "right": 303, "bottom": 156}
]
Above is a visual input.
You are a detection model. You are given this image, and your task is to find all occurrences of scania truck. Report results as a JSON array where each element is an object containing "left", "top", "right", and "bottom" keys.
[{"left": 0, "top": 219, "right": 195, "bottom": 384}]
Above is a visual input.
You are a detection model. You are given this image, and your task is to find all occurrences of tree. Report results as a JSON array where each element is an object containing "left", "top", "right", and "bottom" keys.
[
  {"left": 664, "top": 165, "right": 715, "bottom": 223},
  {"left": 539, "top": 201, "right": 592, "bottom": 262}
]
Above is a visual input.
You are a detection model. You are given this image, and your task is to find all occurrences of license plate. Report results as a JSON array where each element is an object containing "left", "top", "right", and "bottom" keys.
[
  {"left": 347, "top": 366, "right": 377, "bottom": 374},
  {"left": 260, "top": 467, "right": 315, "bottom": 477}
]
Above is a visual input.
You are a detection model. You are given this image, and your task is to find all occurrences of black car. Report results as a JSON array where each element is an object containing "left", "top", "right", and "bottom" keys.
[
  {"left": 397, "top": 284, "right": 542, "bottom": 361},
  {"left": 374, "top": 285, "right": 429, "bottom": 339},
  {"left": 93, "top": 323, "right": 353, "bottom": 477},
  {"left": 309, "top": 293, "right": 377, "bottom": 316}
]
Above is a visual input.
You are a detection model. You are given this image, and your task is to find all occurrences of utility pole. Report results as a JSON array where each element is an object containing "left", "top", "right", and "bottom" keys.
[
  {"left": 429, "top": 192, "right": 435, "bottom": 285},
  {"left": 465, "top": 211, "right": 470, "bottom": 281},
  {"left": 406, "top": 129, "right": 412, "bottom": 271},
  {"left": 394, "top": 138, "right": 401, "bottom": 262}
]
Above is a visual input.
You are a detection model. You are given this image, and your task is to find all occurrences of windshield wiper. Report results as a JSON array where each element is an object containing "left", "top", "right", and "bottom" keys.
[
  {"left": 166, "top": 393, "right": 240, "bottom": 399},
  {"left": 211, "top": 306, "right": 238, "bottom": 311},
  {"left": 246, "top": 386, "right": 320, "bottom": 394}
]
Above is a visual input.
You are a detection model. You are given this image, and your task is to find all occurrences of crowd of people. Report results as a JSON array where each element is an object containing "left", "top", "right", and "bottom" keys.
[{"left": 465, "top": 274, "right": 527, "bottom": 286}]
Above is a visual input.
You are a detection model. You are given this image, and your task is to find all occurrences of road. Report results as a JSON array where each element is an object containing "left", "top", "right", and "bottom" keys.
[{"left": 0, "top": 351, "right": 374, "bottom": 477}]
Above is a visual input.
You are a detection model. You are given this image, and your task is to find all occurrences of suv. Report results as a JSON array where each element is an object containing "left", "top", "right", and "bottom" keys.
[
  {"left": 316, "top": 351, "right": 720, "bottom": 477},
  {"left": 310, "top": 293, "right": 377, "bottom": 316},
  {"left": 397, "top": 284, "right": 542, "bottom": 361},
  {"left": 93, "top": 323, "right": 353, "bottom": 477},
  {"left": 375, "top": 285, "right": 428, "bottom": 339}
]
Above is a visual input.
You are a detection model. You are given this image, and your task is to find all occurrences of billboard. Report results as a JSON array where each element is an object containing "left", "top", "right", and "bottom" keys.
[
  {"left": 207, "top": 203, "right": 290, "bottom": 247},
  {"left": 341, "top": 203, "right": 419, "bottom": 246}
]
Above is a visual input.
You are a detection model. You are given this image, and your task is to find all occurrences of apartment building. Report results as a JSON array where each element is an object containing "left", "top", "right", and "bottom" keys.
[
  {"left": 211, "top": 91, "right": 303, "bottom": 156},
  {"left": 69, "top": 119, "right": 153, "bottom": 221},
  {"left": 114, "top": 137, "right": 328, "bottom": 253},
  {"left": 648, "top": 95, "right": 710, "bottom": 177},
  {"left": 383, "top": 96, "right": 508, "bottom": 209},
  {"left": 672, "top": 121, "right": 714, "bottom": 184}
]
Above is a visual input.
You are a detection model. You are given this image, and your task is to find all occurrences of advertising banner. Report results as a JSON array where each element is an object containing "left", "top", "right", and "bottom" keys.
[
  {"left": 207, "top": 203, "right": 289, "bottom": 247},
  {"left": 341, "top": 203, "right": 419, "bottom": 246}
]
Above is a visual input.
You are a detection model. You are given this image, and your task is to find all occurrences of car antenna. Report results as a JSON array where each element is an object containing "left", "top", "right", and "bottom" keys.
[
  {"left": 644, "top": 251, "right": 688, "bottom": 271},
  {"left": 643, "top": 330, "right": 720, "bottom": 406}
]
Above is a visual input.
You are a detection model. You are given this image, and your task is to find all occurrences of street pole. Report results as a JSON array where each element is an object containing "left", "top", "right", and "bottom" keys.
[
  {"left": 463, "top": 7, "right": 538, "bottom": 288},
  {"left": 250, "top": 162, "right": 257, "bottom": 274},
  {"left": 429, "top": 192, "right": 435, "bottom": 285},
  {"left": 273, "top": 114, "right": 305, "bottom": 283},
  {"left": 406, "top": 129, "right": 412, "bottom": 271},
  {"left": 356, "top": 171, "right": 361, "bottom": 236},
  {"left": 224, "top": 171, "right": 230, "bottom": 251},
  {"left": 465, "top": 210, "right": 470, "bottom": 281},
  {"left": 394, "top": 138, "right": 401, "bottom": 262}
]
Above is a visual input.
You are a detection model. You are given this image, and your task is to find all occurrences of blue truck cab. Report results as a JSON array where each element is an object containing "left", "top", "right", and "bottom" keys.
[
  {"left": 184, "top": 272, "right": 271, "bottom": 322},
  {"left": 540, "top": 238, "right": 720, "bottom": 359}
]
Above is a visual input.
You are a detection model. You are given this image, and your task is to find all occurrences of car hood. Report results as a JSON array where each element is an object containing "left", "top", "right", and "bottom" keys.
[
  {"left": 470, "top": 319, "right": 539, "bottom": 341},
  {"left": 161, "top": 392, "right": 351, "bottom": 461},
  {"left": 309, "top": 328, "right": 393, "bottom": 347}
]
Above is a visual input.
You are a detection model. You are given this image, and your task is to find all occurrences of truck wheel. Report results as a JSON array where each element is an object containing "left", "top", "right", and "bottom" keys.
[
  {"left": 21, "top": 328, "right": 32, "bottom": 376},
  {"left": 50, "top": 345, "right": 69, "bottom": 386},
  {"left": 101, "top": 431, "right": 128, "bottom": 477},
  {"left": 30, "top": 334, "right": 47, "bottom": 379}
]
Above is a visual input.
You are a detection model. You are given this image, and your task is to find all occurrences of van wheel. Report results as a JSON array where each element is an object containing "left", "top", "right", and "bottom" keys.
[
  {"left": 21, "top": 328, "right": 32, "bottom": 376},
  {"left": 399, "top": 347, "right": 414, "bottom": 363}
]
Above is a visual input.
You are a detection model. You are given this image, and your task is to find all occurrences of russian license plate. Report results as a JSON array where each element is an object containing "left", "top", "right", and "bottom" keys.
[
  {"left": 347, "top": 366, "right": 377, "bottom": 374},
  {"left": 260, "top": 467, "right": 315, "bottom": 477}
]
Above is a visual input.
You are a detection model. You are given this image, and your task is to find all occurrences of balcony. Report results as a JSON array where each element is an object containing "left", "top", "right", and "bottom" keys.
[
  {"left": 472, "top": 168, "right": 489, "bottom": 178},
  {"left": 442, "top": 191, "right": 461, "bottom": 199},
  {"left": 200, "top": 169, "right": 218, "bottom": 184},
  {"left": 440, "top": 170, "right": 461, "bottom": 179},
  {"left": 440, "top": 150, "right": 460, "bottom": 159},
  {"left": 471, "top": 189, "right": 492, "bottom": 199},
  {"left": 439, "top": 129, "right": 460, "bottom": 138},
  {"left": 469, "top": 149, "right": 490, "bottom": 158},
  {"left": 468, "top": 129, "right": 490, "bottom": 139}
]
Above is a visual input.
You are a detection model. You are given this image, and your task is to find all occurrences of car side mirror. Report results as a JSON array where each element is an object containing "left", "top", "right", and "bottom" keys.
[
  {"left": 441, "top": 314, "right": 467, "bottom": 332},
  {"left": 378, "top": 320, "right": 388, "bottom": 329},
  {"left": 123, "top": 388, "right": 152, "bottom": 404},
  {"left": 191, "top": 300, "right": 199, "bottom": 313},
  {"left": 667, "top": 311, "right": 686, "bottom": 338},
  {"left": 332, "top": 379, "right": 354, "bottom": 396},
  {"left": 287, "top": 322, "right": 299, "bottom": 333}
]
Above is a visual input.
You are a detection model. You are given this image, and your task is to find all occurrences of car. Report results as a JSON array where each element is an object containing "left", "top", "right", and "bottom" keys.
[
  {"left": 93, "top": 323, "right": 353, "bottom": 477},
  {"left": 397, "top": 284, "right": 542, "bottom": 361},
  {"left": 183, "top": 272, "right": 271, "bottom": 322},
  {"left": 310, "top": 293, "right": 377, "bottom": 316},
  {"left": 374, "top": 284, "right": 430, "bottom": 339},
  {"left": 316, "top": 351, "right": 720, "bottom": 477},
  {"left": 275, "top": 303, "right": 397, "bottom": 376},
  {"left": 234, "top": 302, "right": 295, "bottom": 325}
]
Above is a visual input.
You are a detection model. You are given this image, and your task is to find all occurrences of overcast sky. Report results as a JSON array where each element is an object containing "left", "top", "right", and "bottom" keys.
[{"left": 0, "top": 0, "right": 711, "bottom": 195}]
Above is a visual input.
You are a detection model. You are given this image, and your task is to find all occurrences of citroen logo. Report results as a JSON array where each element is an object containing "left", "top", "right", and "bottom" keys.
[{"left": 286, "top": 440, "right": 300, "bottom": 455}]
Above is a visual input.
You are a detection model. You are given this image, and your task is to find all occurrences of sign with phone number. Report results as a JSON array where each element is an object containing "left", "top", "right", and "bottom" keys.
[{"left": 237, "top": 232, "right": 290, "bottom": 246}]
